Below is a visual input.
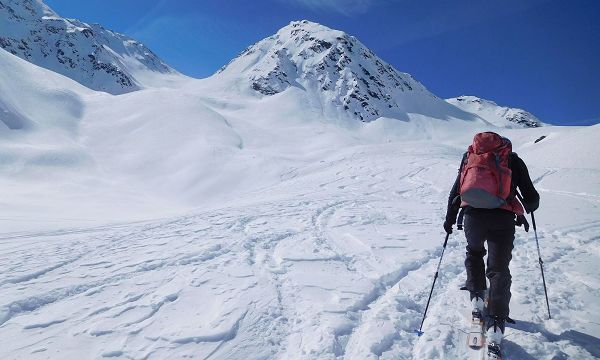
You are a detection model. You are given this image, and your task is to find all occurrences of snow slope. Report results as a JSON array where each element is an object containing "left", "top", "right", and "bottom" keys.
[
  {"left": 0, "top": 0, "right": 181, "bottom": 94},
  {"left": 0, "top": 36, "right": 482, "bottom": 233},
  {"left": 0, "top": 46, "right": 92, "bottom": 165},
  {"left": 447, "top": 96, "right": 543, "bottom": 128},
  {"left": 0, "top": 47, "right": 193, "bottom": 230}
]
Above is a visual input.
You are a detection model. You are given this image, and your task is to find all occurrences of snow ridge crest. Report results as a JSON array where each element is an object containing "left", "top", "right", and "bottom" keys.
[{"left": 447, "top": 95, "right": 542, "bottom": 128}]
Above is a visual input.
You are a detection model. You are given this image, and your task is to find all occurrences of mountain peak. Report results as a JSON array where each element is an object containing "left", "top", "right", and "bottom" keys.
[
  {"left": 276, "top": 20, "right": 349, "bottom": 42},
  {"left": 216, "top": 20, "right": 438, "bottom": 122},
  {"left": 0, "top": 0, "right": 177, "bottom": 94}
]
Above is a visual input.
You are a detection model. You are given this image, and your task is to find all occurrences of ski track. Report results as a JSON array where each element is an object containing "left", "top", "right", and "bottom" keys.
[{"left": 0, "top": 147, "right": 598, "bottom": 359}]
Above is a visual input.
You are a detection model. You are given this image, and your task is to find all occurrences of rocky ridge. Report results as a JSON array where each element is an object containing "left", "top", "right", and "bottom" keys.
[
  {"left": 216, "top": 20, "right": 439, "bottom": 122},
  {"left": 0, "top": 0, "right": 175, "bottom": 94}
]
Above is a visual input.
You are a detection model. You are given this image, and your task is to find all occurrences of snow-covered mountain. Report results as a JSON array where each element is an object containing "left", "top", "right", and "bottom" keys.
[
  {"left": 447, "top": 95, "right": 542, "bottom": 128},
  {"left": 0, "top": 0, "right": 178, "bottom": 94},
  {"left": 214, "top": 20, "right": 471, "bottom": 122}
]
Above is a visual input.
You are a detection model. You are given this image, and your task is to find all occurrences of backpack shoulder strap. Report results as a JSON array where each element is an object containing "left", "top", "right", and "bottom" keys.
[
  {"left": 506, "top": 152, "right": 520, "bottom": 201},
  {"left": 459, "top": 152, "right": 468, "bottom": 172}
]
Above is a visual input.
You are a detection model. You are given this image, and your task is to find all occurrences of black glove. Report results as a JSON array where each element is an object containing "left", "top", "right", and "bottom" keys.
[
  {"left": 522, "top": 199, "right": 539, "bottom": 214},
  {"left": 515, "top": 214, "right": 530, "bottom": 232},
  {"left": 443, "top": 219, "right": 454, "bottom": 234},
  {"left": 444, "top": 196, "right": 461, "bottom": 234}
]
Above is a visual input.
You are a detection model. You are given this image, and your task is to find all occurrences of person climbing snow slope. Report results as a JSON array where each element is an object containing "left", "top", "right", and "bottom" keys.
[{"left": 444, "top": 132, "right": 540, "bottom": 359}]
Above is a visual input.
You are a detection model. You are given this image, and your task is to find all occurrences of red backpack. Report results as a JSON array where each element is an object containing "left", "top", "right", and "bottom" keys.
[{"left": 460, "top": 132, "right": 513, "bottom": 209}]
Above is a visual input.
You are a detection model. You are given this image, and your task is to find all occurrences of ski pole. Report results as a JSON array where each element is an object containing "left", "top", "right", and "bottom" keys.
[
  {"left": 531, "top": 211, "right": 551, "bottom": 319},
  {"left": 415, "top": 232, "right": 450, "bottom": 336}
]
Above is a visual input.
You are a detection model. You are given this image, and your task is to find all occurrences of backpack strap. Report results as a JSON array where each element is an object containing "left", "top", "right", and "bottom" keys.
[
  {"left": 460, "top": 152, "right": 468, "bottom": 171},
  {"left": 458, "top": 151, "right": 468, "bottom": 184},
  {"left": 505, "top": 152, "right": 517, "bottom": 202},
  {"left": 494, "top": 152, "right": 505, "bottom": 201}
]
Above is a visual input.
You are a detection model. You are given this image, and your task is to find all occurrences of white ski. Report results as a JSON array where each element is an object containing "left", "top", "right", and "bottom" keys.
[
  {"left": 463, "top": 309, "right": 487, "bottom": 360},
  {"left": 467, "top": 311, "right": 485, "bottom": 349}
]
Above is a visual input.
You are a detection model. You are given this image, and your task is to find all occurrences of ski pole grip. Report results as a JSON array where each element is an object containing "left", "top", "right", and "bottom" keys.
[
  {"left": 531, "top": 211, "right": 537, "bottom": 231},
  {"left": 442, "top": 232, "right": 450, "bottom": 248}
]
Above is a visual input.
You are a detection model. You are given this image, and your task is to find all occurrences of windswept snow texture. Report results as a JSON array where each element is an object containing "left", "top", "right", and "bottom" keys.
[
  {"left": 0, "top": 0, "right": 178, "bottom": 94},
  {"left": 0, "top": 129, "right": 599, "bottom": 359},
  {"left": 447, "top": 96, "right": 543, "bottom": 128}
]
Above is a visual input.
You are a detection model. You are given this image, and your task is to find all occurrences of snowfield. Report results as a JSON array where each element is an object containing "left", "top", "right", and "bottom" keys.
[
  {"left": 1, "top": 9, "right": 599, "bottom": 359},
  {"left": 1, "top": 133, "right": 599, "bottom": 359}
]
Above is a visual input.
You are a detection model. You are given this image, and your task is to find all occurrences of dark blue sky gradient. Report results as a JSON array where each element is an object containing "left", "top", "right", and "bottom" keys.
[{"left": 44, "top": 0, "right": 600, "bottom": 125}]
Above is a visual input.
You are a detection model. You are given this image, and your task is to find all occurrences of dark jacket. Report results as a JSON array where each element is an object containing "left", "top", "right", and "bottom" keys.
[{"left": 445, "top": 152, "right": 540, "bottom": 224}]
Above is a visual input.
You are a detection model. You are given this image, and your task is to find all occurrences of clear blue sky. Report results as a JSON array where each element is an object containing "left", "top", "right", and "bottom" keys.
[{"left": 44, "top": 0, "right": 599, "bottom": 125}]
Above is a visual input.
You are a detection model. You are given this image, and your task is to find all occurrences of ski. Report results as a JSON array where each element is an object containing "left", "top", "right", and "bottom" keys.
[{"left": 467, "top": 310, "right": 485, "bottom": 349}]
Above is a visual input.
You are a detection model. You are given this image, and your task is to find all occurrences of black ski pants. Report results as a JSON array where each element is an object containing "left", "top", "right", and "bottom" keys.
[{"left": 464, "top": 209, "right": 515, "bottom": 318}]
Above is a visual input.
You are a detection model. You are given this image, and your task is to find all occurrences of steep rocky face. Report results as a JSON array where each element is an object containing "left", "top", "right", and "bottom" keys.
[
  {"left": 216, "top": 20, "right": 438, "bottom": 122},
  {"left": 447, "top": 96, "right": 542, "bottom": 128},
  {"left": 0, "top": 0, "right": 175, "bottom": 94}
]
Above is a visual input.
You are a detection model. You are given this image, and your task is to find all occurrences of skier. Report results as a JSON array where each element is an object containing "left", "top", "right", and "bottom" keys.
[{"left": 444, "top": 132, "right": 540, "bottom": 358}]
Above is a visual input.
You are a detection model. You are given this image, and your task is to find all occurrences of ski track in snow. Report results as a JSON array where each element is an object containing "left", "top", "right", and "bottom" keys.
[{"left": 0, "top": 147, "right": 598, "bottom": 359}]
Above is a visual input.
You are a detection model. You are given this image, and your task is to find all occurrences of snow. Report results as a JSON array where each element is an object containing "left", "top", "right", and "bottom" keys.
[
  {"left": 1, "top": 11, "right": 599, "bottom": 360},
  {"left": 447, "top": 96, "right": 543, "bottom": 128},
  {"left": 1, "top": 132, "right": 598, "bottom": 359}
]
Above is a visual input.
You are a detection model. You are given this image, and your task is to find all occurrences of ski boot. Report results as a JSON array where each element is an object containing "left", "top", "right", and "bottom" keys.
[
  {"left": 486, "top": 316, "right": 505, "bottom": 360},
  {"left": 471, "top": 295, "right": 485, "bottom": 319}
]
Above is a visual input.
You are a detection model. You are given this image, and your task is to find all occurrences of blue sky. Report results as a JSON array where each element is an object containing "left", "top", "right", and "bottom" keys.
[{"left": 44, "top": 0, "right": 599, "bottom": 125}]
